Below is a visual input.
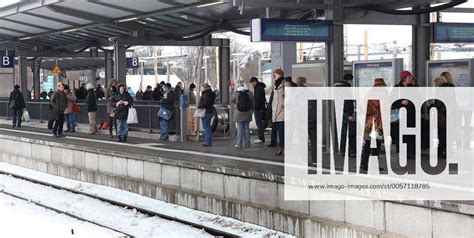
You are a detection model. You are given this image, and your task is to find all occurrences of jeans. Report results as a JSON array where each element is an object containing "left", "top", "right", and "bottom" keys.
[
  {"left": 109, "top": 116, "right": 117, "bottom": 135},
  {"left": 53, "top": 113, "right": 65, "bottom": 135},
  {"left": 340, "top": 120, "right": 356, "bottom": 156},
  {"left": 88, "top": 112, "right": 97, "bottom": 133},
  {"left": 201, "top": 113, "right": 213, "bottom": 145},
  {"left": 11, "top": 108, "right": 22, "bottom": 127},
  {"left": 254, "top": 110, "right": 265, "bottom": 141},
  {"left": 160, "top": 118, "right": 170, "bottom": 141},
  {"left": 274, "top": 121, "right": 284, "bottom": 146},
  {"left": 65, "top": 113, "right": 75, "bottom": 131},
  {"left": 236, "top": 121, "right": 250, "bottom": 147},
  {"left": 116, "top": 119, "right": 128, "bottom": 137}
]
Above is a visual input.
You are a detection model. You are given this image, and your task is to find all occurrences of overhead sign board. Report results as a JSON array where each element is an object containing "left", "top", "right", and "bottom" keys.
[
  {"left": 126, "top": 57, "right": 139, "bottom": 68},
  {"left": 432, "top": 22, "right": 474, "bottom": 43},
  {"left": 251, "top": 18, "right": 332, "bottom": 42},
  {"left": 0, "top": 53, "right": 14, "bottom": 68}
]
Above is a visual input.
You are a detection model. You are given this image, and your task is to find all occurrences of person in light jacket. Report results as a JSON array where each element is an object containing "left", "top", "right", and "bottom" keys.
[
  {"left": 271, "top": 69, "right": 285, "bottom": 156},
  {"left": 231, "top": 83, "right": 255, "bottom": 148}
]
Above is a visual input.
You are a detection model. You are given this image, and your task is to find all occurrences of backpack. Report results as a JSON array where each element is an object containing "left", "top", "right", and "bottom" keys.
[{"left": 237, "top": 91, "right": 251, "bottom": 112}]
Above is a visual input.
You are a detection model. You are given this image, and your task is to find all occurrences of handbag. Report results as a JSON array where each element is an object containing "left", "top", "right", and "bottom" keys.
[
  {"left": 72, "top": 103, "right": 80, "bottom": 113},
  {"left": 157, "top": 107, "right": 173, "bottom": 120},
  {"left": 127, "top": 107, "right": 139, "bottom": 124},
  {"left": 21, "top": 109, "right": 30, "bottom": 122},
  {"left": 193, "top": 108, "right": 206, "bottom": 118},
  {"left": 9, "top": 100, "right": 16, "bottom": 109},
  {"left": 101, "top": 120, "right": 109, "bottom": 130}
]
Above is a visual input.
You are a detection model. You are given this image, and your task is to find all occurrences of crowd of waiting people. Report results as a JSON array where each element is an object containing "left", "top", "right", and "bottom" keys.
[{"left": 8, "top": 69, "right": 463, "bottom": 159}]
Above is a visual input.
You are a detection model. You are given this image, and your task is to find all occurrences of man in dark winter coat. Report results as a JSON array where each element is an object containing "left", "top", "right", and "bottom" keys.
[
  {"left": 9, "top": 85, "right": 26, "bottom": 128},
  {"left": 152, "top": 84, "right": 163, "bottom": 101},
  {"left": 158, "top": 83, "right": 176, "bottom": 141},
  {"left": 50, "top": 83, "right": 67, "bottom": 137},
  {"left": 112, "top": 84, "right": 134, "bottom": 142},
  {"left": 250, "top": 77, "right": 267, "bottom": 143},
  {"left": 334, "top": 73, "right": 356, "bottom": 157}
]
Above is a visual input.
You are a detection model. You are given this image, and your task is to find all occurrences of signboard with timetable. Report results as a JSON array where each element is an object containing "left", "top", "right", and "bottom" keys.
[
  {"left": 432, "top": 22, "right": 474, "bottom": 43},
  {"left": 251, "top": 18, "right": 332, "bottom": 42}
]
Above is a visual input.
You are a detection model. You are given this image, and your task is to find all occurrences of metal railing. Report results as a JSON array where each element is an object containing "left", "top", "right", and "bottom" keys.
[{"left": 0, "top": 99, "right": 180, "bottom": 133}]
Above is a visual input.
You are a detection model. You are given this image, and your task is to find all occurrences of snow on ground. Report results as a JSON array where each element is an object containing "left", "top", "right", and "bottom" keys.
[
  {"left": 0, "top": 193, "right": 122, "bottom": 238},
  {"left": 0, "top": 173, "right": 213, "bottom": 237},
  {"left": 0, "top": 163, "right": 294, "bottom": 238}
]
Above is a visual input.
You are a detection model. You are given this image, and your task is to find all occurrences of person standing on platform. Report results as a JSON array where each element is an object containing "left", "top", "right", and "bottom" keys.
[
  {"left": 267, "top": 69, "right": 284, "bottom": 148},
  {"left": 77, "top": 83, "right": 87, "bottom": 100},
  {"left": 231, "top": 82, "right": 255, "bottom": 148},
  {"left": 143, "top": 85, "right": 153, "bottom": 101},
  {"left": 51, "top": 83, "right": 67, "bottom": 137},
  {"left": 392, "top": 71, "right": 416, "bottom": 156},
  {"left": 64, "top": 85, "right": 77, "bottom": 133},
  {"left": 106, "top": 79, "right": 118, "bottom": 138},
  {"left": 159, "top": 83, "right": 176, "bottom": 141},
  {"left": 188, "top": 83, "right": 197, "bottom": 105},
  {"left": 85, "top": 83, "right": 98, "bottom": 135},
  {"left": 271, "top": 69, "right": 285, "bottom": 156},
  {"left": 9, "top": 85, "right": 26, "bottom": 128},
  {"left": 249, "top": 77, "right": 266, "bottom": 144},
  {"left": 197, "top": 83, "right": 216, "bottom": 147},
  {"left": 174, "top": 82, "right": 183, "bottom": 102},
  {"left": 334, "top": 74, "right": 356, "bottom": 158},
  {"left": 47, "top": 88, "right": 54, "bottom": 99},
  {"left": 135, "top": 87, "right": 144, "bottom": 100},
  {"left": 113, "top": 84, "right": 133, "bottom": 142}
]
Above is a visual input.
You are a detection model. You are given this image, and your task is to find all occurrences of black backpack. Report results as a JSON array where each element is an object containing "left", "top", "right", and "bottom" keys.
[{"left": 237, "top": 91, "right": 251, "bottom": 112}]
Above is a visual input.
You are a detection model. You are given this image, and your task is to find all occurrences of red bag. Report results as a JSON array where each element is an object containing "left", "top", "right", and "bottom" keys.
[
  {"left": 101, "top": 121, "right": 109, "bottom": 130},
  {"left": 72, "top": 103, "right": 80, "bottom": 113}
]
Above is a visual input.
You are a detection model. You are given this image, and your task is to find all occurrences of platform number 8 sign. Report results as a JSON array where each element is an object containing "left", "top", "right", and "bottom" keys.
[{"left": 126, "top": 57, "right": 139, "bottom": 69}]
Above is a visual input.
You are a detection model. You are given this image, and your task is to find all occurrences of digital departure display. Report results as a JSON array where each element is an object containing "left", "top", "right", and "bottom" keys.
[
  {"left": 251, "top": 18, "right": 332, "bottom": 42},
  {"left": 432, "top": 22, "right": 474, "bottom": 43}
]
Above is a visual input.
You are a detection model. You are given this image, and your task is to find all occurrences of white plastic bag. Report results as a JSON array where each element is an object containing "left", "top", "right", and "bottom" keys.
[
  {"left": 193, "top": 108, "right": 206, "bottom": 118},
  {"left": 127, "top": 107, "right": 138, "bottom": 124},
  {"left": 21, "top": 109, "right": 30, "bottom": 122}
]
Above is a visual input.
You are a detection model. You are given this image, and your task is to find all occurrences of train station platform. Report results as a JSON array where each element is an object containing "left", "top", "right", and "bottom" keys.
[{"left": 0, "top": 119, "right": 473, "bottom": 237}]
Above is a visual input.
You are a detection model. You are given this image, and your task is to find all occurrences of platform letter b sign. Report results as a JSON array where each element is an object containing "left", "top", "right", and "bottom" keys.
[{"left": 1, "top": 56, "right": 13, "bottom": 68}]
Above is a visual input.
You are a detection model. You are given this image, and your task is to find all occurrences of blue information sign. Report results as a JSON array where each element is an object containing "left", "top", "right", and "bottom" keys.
[
  {"left": 1, "top": 54, "right": 14, "bottom": 68},
  {"left": 126, "top": 57, "right": 139, "bottom": 68},
  {"left": 432, "top": 23, "right": 474, "bottom": 43},
  {"left": 251, "top": 18, "right": 332, "bottom": 42}
]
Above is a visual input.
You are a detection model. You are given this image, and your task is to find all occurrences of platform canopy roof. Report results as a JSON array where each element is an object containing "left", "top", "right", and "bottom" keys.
[{"left": 0, "top": 0, "right": 464, "bottom": 54}]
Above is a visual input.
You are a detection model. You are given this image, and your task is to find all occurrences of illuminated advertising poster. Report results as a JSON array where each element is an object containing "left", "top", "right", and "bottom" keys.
[
  {"left": 353, "top": 59, "right": 403, "bottom": 87},
  {"left": 426, "top": 60, "right": 473, "bottom": 86}
]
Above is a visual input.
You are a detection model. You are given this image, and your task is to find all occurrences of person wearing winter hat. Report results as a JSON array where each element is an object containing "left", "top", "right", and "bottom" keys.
[
  {"left": 397, "top": 71, "right": 415, "bottom": 87},
  {"left": 231, "top": 81, "right": 255, "bottom": 148}
]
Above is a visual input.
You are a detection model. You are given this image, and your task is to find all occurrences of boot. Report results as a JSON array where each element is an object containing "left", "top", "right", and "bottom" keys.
[
  {"left": 275, "top": 146, "right": 284, "bottom": 156},
  {"left": 109, "top": 126, "right": 113, "bottom": 138}
]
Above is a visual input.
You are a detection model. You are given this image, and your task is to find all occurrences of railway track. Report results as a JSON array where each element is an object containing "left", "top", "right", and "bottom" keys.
[{"left": 0, "top": 170, "right": 239, "bottom": 238}]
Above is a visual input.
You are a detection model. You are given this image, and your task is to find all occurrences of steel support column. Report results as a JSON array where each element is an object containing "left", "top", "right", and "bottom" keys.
[
  {"left": 270, "top": 42, "right": 296, "bottom": 78},
  {"left": 33, "top": 58, "right": 41, "bottom": 100},
  {"left": 324, "top": 0, "right": 344, "bottom": 153},
  {"left": 18, "top": 55, "right": 29, "bottom": 100},
  {"left": 325, "top": 0, "right": 344, "bottom": 86},
  {"left": 105, "top": 51, "right": 113, "bottom": 87},
  {"left": 218, "top": 40, "right": 230, "bottom": 105},
  {"left": 412, "top": 9, "right": 430, "bottom": 86},
  {"left": 114, "top": 42, "right": 126, "bottom": 85}
]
